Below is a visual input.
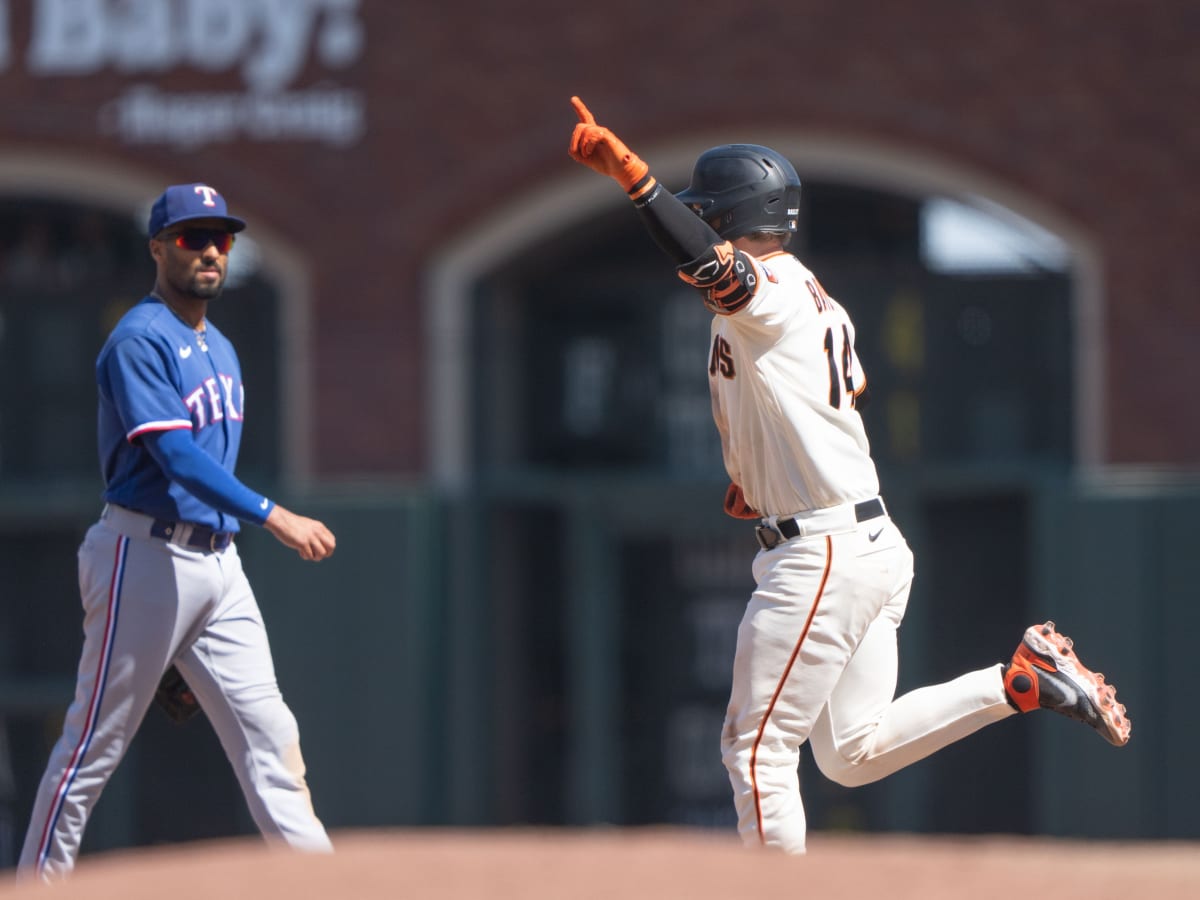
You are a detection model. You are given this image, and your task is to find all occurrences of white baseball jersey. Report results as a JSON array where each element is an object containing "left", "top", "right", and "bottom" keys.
[{"left": 706, "top": 250, "right": 878, "bottom": 516}]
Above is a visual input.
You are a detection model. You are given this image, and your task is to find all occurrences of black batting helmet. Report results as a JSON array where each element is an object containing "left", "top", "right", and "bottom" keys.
[{"left": 675, "top": 144, "right": 802, "bottom": 240}]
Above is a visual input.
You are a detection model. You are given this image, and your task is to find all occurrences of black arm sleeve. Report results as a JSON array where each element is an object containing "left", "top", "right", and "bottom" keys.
[
  {"left": 626, "top": 173, "right": 761, "bottom": 314},
  {"left": 626, "top": 174, "right": 721, "bottom": 265}
]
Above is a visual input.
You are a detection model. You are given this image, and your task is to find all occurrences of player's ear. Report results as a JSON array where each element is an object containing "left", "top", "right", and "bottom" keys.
[{"left": 149, "top": 237, "right": 166, "bottom": 263}]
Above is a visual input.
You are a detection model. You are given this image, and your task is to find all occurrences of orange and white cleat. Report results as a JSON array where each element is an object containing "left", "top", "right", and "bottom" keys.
[{"left": 1003, "top": 621, "right": 1131, "bottom": 747}]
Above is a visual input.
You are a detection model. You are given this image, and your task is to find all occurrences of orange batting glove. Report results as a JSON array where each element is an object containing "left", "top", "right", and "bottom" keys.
[
  {"left": 568, "top": 96, "right": 650, "bottom": 193},
  {"left": 724, "top": 482, "right": 760, "bottom": 520}
]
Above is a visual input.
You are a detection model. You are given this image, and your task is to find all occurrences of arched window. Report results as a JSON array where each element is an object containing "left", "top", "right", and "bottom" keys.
[{"left": 425, "top": 158, "right": 1087, "bottom": 828}]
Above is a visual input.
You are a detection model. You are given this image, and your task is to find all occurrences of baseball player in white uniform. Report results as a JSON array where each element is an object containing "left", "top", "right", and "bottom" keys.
[
  {"left": 18, "top": 184, "right": 335, "bottom": 881},
  {"left": 567, "top": 97, "right": 1131, "bottom": 853}
]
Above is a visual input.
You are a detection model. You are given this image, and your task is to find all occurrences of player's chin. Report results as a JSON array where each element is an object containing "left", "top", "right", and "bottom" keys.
[
  {"left": 188, "top": 278, "right": 225, "bottom": 300},
  {"left": 187, "top": 264, "right": 223, "bottom": 291}
]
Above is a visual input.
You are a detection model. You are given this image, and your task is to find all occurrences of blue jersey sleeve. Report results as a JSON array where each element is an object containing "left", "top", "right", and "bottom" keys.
[
  {"left": 102, "top": 335, "right": 193, "bottom": 442},
  {"left": 143, "top": 430, "right": 275, "bottom": 526}
]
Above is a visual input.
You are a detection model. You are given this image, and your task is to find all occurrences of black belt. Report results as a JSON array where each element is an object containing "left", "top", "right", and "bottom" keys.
[
  {"left": 775, "top": 497, "right": 885, "bottom": 540},
  {"left": 150, "top": 519, "right": 233, "bottom": 552}
]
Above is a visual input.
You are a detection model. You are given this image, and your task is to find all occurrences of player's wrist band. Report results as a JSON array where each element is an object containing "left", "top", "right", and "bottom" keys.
[{"left": 627, "top": 173, "right": 657, "bottom": 203}]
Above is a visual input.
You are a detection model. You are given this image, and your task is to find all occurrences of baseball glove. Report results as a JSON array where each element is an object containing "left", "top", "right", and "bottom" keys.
[
  {"left": 724, "top": 482, "right": 760, "bottom": 520},
  {"left": 154, "top": 665, "right": 202, "bottom": 724}
]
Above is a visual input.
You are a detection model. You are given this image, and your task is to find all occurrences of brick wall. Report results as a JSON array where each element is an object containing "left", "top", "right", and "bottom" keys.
[{"left": 0, "top": 0, "right": 1195, "bottom": 472}]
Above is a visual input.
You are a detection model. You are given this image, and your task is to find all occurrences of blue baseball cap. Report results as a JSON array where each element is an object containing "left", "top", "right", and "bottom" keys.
[{"left": 147, "top": 183, "right": 246, "bottom": 236}]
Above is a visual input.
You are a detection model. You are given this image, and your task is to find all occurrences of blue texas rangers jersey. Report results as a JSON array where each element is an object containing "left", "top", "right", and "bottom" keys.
[{"left": 97, "top": 295, "right": 247, "bottom": 531}]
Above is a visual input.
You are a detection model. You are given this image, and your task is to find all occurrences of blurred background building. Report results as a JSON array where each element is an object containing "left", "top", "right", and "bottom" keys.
[{"left": 0, "top": 0, "right": 1197, "bottom": 864}]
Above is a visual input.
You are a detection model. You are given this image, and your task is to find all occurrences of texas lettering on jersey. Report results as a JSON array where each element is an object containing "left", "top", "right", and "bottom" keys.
[{"left": 184, "top": 372, "right": 245, "bottom": 430}]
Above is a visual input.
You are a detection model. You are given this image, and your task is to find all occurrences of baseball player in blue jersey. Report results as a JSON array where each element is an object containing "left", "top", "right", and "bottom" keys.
[{"left": 17, "top": 184, "right": 335, "bottom": 881}]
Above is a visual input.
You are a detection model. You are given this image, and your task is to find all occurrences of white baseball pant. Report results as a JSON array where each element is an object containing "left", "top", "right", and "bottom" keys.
[{"left": 721, "top": 501, "right": 1015, "bottom": 853}]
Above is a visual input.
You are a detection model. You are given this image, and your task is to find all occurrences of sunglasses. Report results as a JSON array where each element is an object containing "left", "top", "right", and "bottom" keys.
[{"left": 167, "top": 228, "right": 236, "bottom": 253}]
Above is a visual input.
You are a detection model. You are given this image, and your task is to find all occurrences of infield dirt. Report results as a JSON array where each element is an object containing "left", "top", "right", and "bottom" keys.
[{"left": 2, "top": 829, "right": 1197, "bottom": 899}]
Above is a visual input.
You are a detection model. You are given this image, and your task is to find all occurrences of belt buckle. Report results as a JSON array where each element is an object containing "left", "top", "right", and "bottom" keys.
[{"left": 754, "top": 524, "right": 781, "bottom": 551}]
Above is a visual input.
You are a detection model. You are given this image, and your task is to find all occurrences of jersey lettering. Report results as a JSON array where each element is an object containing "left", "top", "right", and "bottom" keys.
[
  {"left": 184, "top": 386, "right": 208, "bottom": 428},
  {"left": 219, "top": 374, "right": 244, "bottom": 421},
  {"left": 822, "top": 324, "right": 858, "bottom": 409},
  {"left": 807, "top": 278, "right": 835, "bottom": 313},
  {"left": 182, "top": 374, "right": 243, "bottom": 430},
  {"left": 709, "top": 334, "right": 735, "bottom": 379},
  {"left": 205, "top": 378, "right": 224, "bottom": 422}
]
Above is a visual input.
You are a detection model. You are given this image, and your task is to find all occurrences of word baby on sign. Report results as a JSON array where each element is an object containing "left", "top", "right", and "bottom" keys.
[{"left": 0, "top": 0, "right": 367, "bottom": 147}]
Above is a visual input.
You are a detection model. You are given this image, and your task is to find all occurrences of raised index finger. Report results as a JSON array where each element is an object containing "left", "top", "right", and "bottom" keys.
[{"left": 571, "top": 95, "right": 595, "bottom": 125}]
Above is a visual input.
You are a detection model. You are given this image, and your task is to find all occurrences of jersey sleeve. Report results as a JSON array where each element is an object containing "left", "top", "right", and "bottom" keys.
[{"left": 100, "top": 335, "right": 194, "bottom": 443}]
